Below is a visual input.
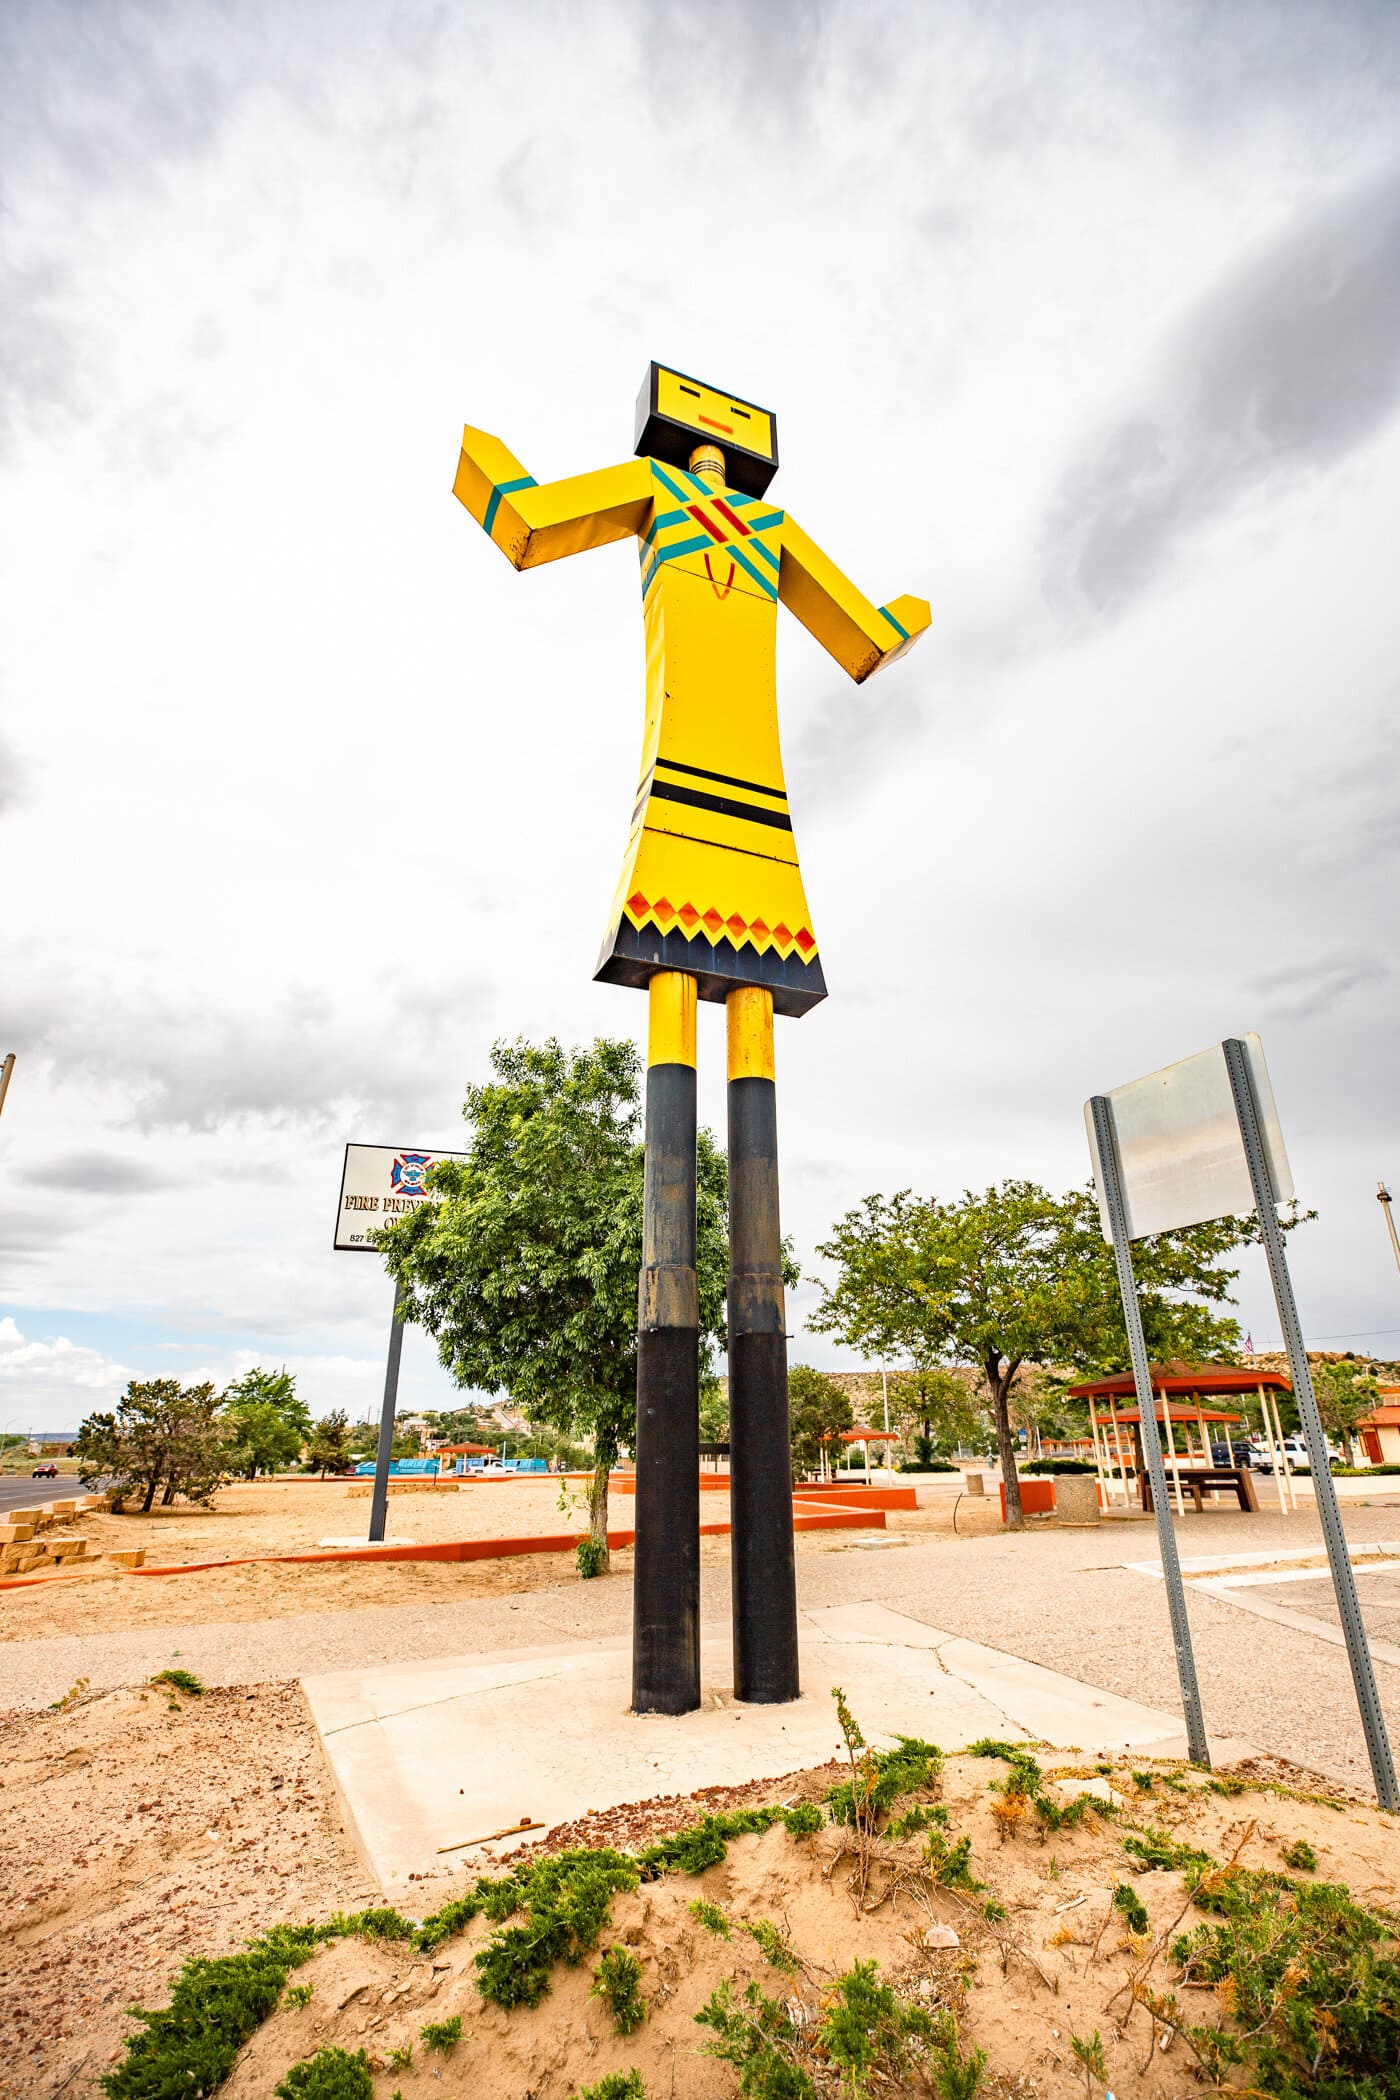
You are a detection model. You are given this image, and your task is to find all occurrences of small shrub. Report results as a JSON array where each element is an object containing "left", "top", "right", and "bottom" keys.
[
  {"left": 1112, "top": 1884, "right": 1149, "bottom": 1936},
  {"left": 419, "top": 2013, "right": 462, "bottom": 2053},
  {"left": 923, "top": 1831, "right": 985, "bottom": 1893},
  {"left": 741, "top": 1918, "right": 796, "bottom": 1972},
  {"left": 386, "top": 2043, "right": 413, "bottom": 2070},
  {"left": 781, "top": 1801, "right": 823, "bottom": 1838},
  {"left": 695, "top": 1978, "right": 814, "bottom": 2097},
  {"left": 889, "top": 1802, "right": 947, "bottom": 1838},
  {"left": 573, "top": 2073, "right": 645, "bottom": 2100},
  {"left": 1282, "top": 1837, "right": 1318, "bottom": 1872},
  {"left": 1121, "top": 1826, "right": 1211, "bottom": 1874},
  {"left": 49, "top": 1676, "right": 91, "bottom": 1712},
  {"left": 825, "top": 1711, "right": 943, "bottom": 1828},
  {"left": 321, "top": 1906, "right": 414, "bottom": 1946},
  {"left": 819, "top": 1960, "right": 938, "bottom": 2092},
  {"left": 576, "top": 1535, "right": 607, "bottom": 1579},
  {"left": 1069, "top": 2030, "right": 1107, "bottom": 2095},
  {"left": 592, "top": 1947, "right": 646, "bottom": 2035},
  {"left": 636, "top": 1805, "right": 783, "bottom": 1878},
  {"left": 284, "top": 1982, "right": 314, "bottom": 2009},
  {"left": 149, "top": 1668, "right": 204, "bottom": 1696},
  {"left": 274, "top": 2045, "right": 374, "bottom": 2099},
  {"left": 102, "top": 1924, "right": 319, "bottom": 2098},
  {"left": 474, "top": 1848, "right": 639, "bottom": 2010},
  {"left": 689, "top": 1898, "right": 731, "bottom": 1937}
]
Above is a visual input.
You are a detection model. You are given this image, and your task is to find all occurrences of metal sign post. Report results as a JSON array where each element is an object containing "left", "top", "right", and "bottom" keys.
[
  {"left": 368, "top": 1275, "right": 408, "bottom": 1546},
  {"left": 1223, "top": 1039, "right": 1399, "bottom": 1811},
  {"left": 1089, "top": 1095, "right": 1211, "bottom": 1767},
  {"left": 333, "top": 1142, "right": 468, "bottom": 1547}
]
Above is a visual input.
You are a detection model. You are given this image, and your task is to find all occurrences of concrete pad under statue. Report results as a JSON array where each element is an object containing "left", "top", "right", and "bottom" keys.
[{"left": 303, "top": 1604, "right": 1235, "bottom": 1892}]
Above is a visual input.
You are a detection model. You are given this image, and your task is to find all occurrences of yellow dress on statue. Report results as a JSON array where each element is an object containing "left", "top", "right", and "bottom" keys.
[{"left": 453, "top": 370, "right": 928, "bottom": 1017}]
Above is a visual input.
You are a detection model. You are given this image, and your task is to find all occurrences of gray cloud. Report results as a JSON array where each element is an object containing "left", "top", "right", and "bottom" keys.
[
  {"left": 1245, "top": 950, "right": 1389, "bottom": 1020},
  {"left": 1041, "top": 162, "right": 1400, "bottom": 617},
  {"left": 12, "top": 971, "right": 491, "bottom": 1135},
  {"left": 16, "top": 1150, "right": 181, "bottom": 1194}
]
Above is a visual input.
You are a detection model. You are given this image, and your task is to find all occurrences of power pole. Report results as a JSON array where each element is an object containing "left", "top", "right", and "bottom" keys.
[
  {"left": 0, "top": 1054, "right": 14, "bottom": 1121},
  {"left": 1379, "top": 1183, "right": 1400, "bottom": 1285}
]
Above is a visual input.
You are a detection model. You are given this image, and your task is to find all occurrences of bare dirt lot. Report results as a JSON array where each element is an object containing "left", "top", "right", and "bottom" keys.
[
  {"left": 2, "top": 1672, "right": 1395, "bottom": 2100},
  {"left": 0, "top": 1479, "right": 1005, "bottom": 1642}
]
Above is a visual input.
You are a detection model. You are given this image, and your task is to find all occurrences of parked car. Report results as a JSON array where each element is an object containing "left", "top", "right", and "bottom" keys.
[
  {"left": 30, "top": 1462, "right": 59, "bottom": 1479},
  {"left": 1210, "top": 1441, "right": 1256, "bottom": 1467},
  {"left": 1253, "top": 1436, "right": 1336, "bottom": 1474}
]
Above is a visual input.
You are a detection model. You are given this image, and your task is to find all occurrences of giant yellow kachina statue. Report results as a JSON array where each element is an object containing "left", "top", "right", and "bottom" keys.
[{"left": 454, "top": 363, "right": 930, "bottom": 1716}]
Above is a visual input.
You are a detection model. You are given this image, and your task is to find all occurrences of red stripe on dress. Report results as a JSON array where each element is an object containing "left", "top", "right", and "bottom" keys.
[
  {"left": 711, "top": 499, "right": 751, "bottom": 537},
  {"left": 685, "top": 504, "right": 729, "bottom": 543}
]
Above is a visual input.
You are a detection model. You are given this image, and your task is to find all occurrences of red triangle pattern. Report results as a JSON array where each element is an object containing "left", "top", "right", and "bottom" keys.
[{"left": 623, "top": 892, "right": 815, "bottom": 959}]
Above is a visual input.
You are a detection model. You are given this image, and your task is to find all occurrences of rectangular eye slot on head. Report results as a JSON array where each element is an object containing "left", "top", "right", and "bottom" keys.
[
  {"left": 728, "top": 406, "right": 750, "bottom": 419},
  {"left": 679, "top": 385, "right": 700, "bottom": 398}
]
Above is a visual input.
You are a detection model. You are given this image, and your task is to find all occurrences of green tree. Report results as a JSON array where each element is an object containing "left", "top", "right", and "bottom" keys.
[
  {"left": 157, "top": 1381, "right": 229, "bottom": 1505},
  {"left": 814, "top": 1182, "right": 1273, "bottom": 1530},
  {"left": 222, "top": 1399, "right": 302, "bottom": 1479},
  {"left": 885, "top": 1366, "right": 986, "bottom": 1461},
  {"left": 377, "top": 1037, "right": 729, "bottom": 1571},
  {"left": 698, "top": 1373, "right": 729, "bottom": 1446},
  {"left": 788, "top": 1364, "right": 853, "bottom": 1481},
  {"left": 75, "top": 1379, "right": 228, "bottom": 1512},
  {"left": 220, "top": 1367, "right": 310, "bottom": 1479},
  {"left": 306, "top": 1407, "right": 353, "bottom": 1477},
  {"left": 1310, "top": 1361, "right": 1379, "bottom": 1465}
]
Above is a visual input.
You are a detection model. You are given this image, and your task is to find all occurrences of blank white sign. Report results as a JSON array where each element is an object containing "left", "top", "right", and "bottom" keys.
[{"left": 1085, "top": 1033, "right": 1293, "bottom": 1243}]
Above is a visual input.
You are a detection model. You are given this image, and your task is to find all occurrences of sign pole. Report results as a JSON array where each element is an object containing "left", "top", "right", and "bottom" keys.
[
  {"left": 1222, "top": 1038, "right": 1398, "bottom": 1809},
  {"left": 1090, "top": 1095, "right": 1211, "bottom": 1767},
  {"left": 368, "top": 1274, "right": 407, "bottom": 1546}
]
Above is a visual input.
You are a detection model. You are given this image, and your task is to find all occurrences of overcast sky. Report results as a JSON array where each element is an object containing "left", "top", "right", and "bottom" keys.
[{"left": 4, "top": 0, "right": 1400, "bottom": 1432}]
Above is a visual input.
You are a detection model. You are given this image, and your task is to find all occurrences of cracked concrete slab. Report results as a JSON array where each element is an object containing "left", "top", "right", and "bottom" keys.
[{"left": 302, "top": 1602, "right": 1220, "bottom": 1893}]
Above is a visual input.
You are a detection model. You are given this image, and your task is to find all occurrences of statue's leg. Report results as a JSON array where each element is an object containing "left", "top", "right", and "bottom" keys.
[
  {"left": 726, "top": 986, "right": 800, "bottom": 1703},
  {"left": 632, "top": 969, "right": 701, "bottom": 1714}
]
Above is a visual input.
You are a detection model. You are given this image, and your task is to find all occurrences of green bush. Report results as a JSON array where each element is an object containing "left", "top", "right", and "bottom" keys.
[
  {"left": 102, "top": 1924, "right": 319, "bottom": 2098},
  {"left": 1019, "top": 1459, "right": 1095, "bottom": 1475},
  {"left": 826, "top": 1735, "right": 942, "bottom": 1827},
  {"left": 274, "top": 2046, "right": 373, "bottom": 2099},
  {"left": 896, "top": 1459, "right": 957, "bottom": 1472},
  {"left": 689, "top": 1898, "right": 731, "bottom": 1937},
  {"left": 1335, "top": 1462, "right": 1400, "bottom": 1476},
  {"left": 780, "top": 1801, "right": 823, "bottom": 1838},
  {"left": 592, "top": 1947, "right": 646, "bottom": 2035},
  {"left": 474, "top": 1849, "right": 639, "bottom": 2009},
  {"left": 573, "top": 2073, "right": 645, "bottom": 2100},
  {"left": 695, "top": 1978, "right": 814, "bottom": 2097},
  {"left": 419, "top": 2013, "right": 462, "bottom": 2053},
  {"left": 576, "top": 1535, "right": 608, "bottom": 1578},
  {"left": 1112, "top": 1884, "right": 1150, "bottom": 1935},
  {"left": 1282, "top": 1839, "right": 1318, "bottom": 1872},
  {"left": 1171, "top": 1862, "right": 1400, "bottom": 2093},
  {"left": 148, "top": 1668, "right": 205, "bottom": 1695}
]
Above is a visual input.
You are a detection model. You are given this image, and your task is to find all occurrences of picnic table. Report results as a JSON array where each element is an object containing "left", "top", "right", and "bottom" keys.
[{"left": 1139, "top": 1466, "right": 1258, "bottom": 1514}]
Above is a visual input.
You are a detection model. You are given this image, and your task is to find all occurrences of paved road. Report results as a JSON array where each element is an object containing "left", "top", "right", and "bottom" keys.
[
  {"left": 4, "top": 1498, "right": 1400, "bottom": 1794},
  {"left": 0, "top": 1475, "right": 71, "bottom": 1515}
]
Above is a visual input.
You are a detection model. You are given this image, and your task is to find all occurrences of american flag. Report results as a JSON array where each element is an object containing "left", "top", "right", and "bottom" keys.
[{"left": 1244, "top": 1332, "right": 1254, "bottom": 1356}]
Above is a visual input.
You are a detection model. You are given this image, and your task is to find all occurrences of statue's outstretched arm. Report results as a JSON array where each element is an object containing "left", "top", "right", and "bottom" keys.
[
  {"left": 454, "top": 426, "right": 654, "bottom": 570},
  {"left": 778, "top": 516, "right": 931, "bottom": 683}
]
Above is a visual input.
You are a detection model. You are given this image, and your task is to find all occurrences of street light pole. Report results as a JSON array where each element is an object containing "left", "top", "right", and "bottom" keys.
[
  {"left": 1378, "top": 1183, "right": 1400, "bottom": 1285},
  {"left": 0, "top": 1054, "right": 14, "bottom": 1122}
]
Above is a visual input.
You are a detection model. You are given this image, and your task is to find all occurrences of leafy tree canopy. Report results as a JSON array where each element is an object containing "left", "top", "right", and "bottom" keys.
[
  {"left": 788, "top": 1364, "right": 853, "bottom": 1481},
  {"left": 75, "top": 1379, "right": 227, "bottom": 1512},
  {"left": 221, "top": 1366, "right": 310, "bottom": 1436},
  {"left": 377, "top": 1036, "right": 729, "bottom": 1560},
  {"left": 811, "top": 1181, "right": 1292, "bottom": 1527},
  {"left": 222, "top": 1399, "right": 302, "bottom": 1480}
]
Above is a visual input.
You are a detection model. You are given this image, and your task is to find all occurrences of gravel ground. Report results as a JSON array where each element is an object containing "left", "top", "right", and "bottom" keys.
[{"left": 5, "top": 1497, "right": 1400, "bottom": 1792}]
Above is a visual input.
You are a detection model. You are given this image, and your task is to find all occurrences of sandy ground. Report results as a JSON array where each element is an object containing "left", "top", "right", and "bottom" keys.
[
  {"left": 0, "top": 1478, "right": 1007, "bottom": 1642},
  {"left": 3, "top": 1673, "right": 1394, "bottom": 2100}
]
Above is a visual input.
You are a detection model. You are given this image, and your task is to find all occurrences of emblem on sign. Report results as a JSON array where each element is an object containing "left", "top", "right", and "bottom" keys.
[{"left": 390, "top": 1152, "right": 432, "bottom": 1197}]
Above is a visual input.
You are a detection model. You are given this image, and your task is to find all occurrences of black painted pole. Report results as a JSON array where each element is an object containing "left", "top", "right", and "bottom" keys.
[
  {"left": 727, "top": 986, "right": 799, "bottom": 1703},
  {"left": 632, "top": 970, "right": 701, "bottom": 1713},
  {"left": 368, "top": 1273, "right": 406, "bottom": 1544}
]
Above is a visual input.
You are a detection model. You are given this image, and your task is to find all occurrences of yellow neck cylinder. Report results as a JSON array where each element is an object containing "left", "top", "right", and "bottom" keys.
[
  {"left": 726, "top": 985, "right": 775, "bottom": 1082},
  {"left": 648, "top": 970, "right": 697, "bottom": 1069},
  {"left": 688, "top": 442, "right": 726, "bottom": 489}
]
